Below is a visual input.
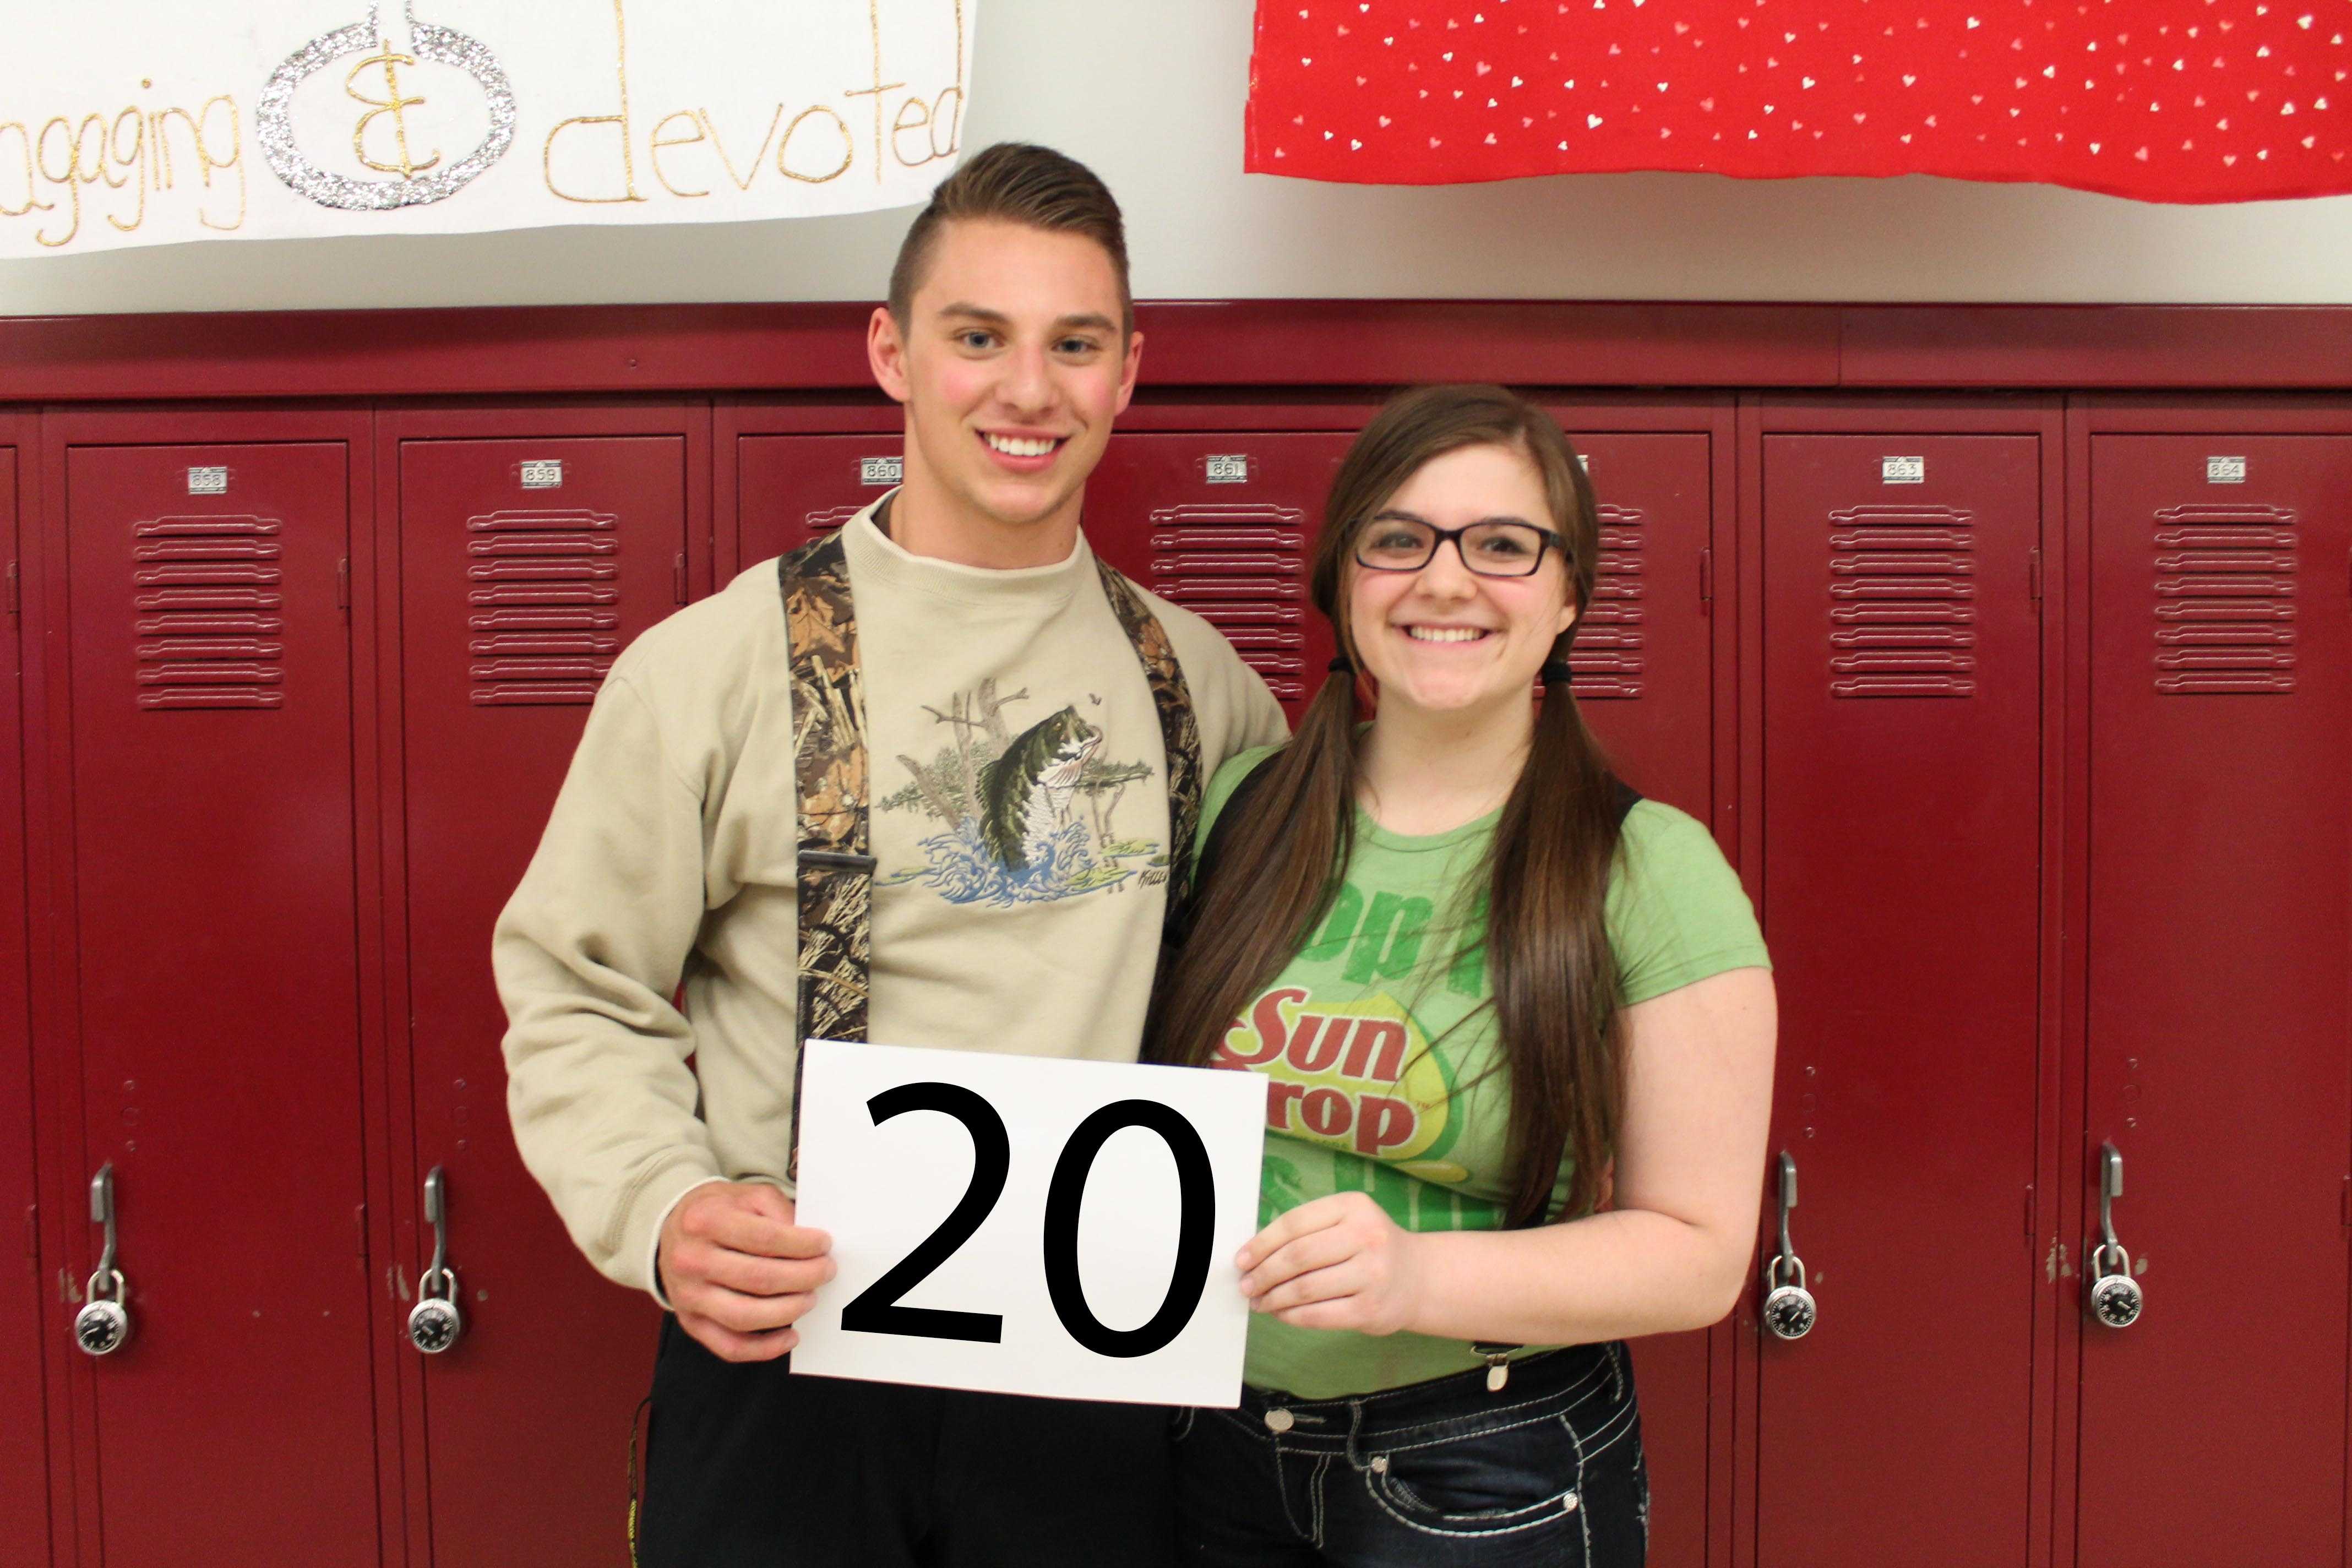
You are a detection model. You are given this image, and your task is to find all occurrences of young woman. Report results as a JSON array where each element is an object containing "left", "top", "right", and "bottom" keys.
[{"left": 1152, "top": 385, "right": 1776, "bottom": 1567}]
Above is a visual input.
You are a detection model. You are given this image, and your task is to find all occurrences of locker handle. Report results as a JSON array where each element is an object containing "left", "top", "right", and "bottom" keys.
[
  {"left": 2086, "top": 1141, "right": 2144, "bottom": 1329},
  {"left": 408, "top": 1167, "right": 465, "bottom": 1354},
  {"left": 1760, "top": 1151, "right": 1816, "bottom": 1341},
  {"left": 73, "top": 1164, "right": 132, "bottom": 1355}
]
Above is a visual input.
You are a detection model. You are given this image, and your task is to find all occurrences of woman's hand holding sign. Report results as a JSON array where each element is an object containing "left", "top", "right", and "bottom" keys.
[
  {"left": 1237, "top": 1190, "right": 1429, "bottom": 1336},
  {"left": 658, "top": 1182, "right": 836, "bottom": 1363}
]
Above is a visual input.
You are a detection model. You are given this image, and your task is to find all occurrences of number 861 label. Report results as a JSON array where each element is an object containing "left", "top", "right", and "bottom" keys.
[{"left": 791, "top": 1039, "right": 1268, "bottom": 1409}]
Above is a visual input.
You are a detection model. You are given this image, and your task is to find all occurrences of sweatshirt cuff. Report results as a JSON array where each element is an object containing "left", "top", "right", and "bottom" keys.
[
  {"left": 636, "top": 1172, "right": 731, "bottom": 1309},
  {"left": 639, "top": 1173, "right": 797, "bottom": 1310}
]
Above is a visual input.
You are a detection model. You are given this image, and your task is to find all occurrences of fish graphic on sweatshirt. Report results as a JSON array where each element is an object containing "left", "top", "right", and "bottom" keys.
[
  {"left": 981, "top": 706, "right": 1103, "bottom": 870},
  {"left": 878, "top": 682, "right": 1161, "bottom": 906}
]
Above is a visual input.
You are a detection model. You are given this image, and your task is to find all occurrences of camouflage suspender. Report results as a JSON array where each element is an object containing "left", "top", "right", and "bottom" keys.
[
  {"left": 780, "top": 530, "right": 875, "bottom": 1048},
  {"left": 1091, "top": 559, "right": 1205, "bottom": 915},
  {"left": 778, "top": 529, "right": 1205, "bottom": 1055}
]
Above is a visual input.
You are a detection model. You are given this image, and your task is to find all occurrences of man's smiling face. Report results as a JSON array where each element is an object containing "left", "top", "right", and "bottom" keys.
[{"left": 870, "top": 217, "right": 1141, "bottom": 556}]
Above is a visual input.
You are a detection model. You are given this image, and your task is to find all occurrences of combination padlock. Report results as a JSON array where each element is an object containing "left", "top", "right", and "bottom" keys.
[
  {"left": 2085, "top": 1142, "right": 2142, "bottom": 1330},
  {"left": 1761, "top": 1255, "right": 1817, "bottom": 1341},
  {"left": 409, "top": 1269, "right": 464, "bottom": 1354},
  {"left": 2087, "top": 1245, "right": 2143, "bottom": 1329},
  {"left": 74, "top": 1164, "right": 132, "bottom": 1357},
  {"left": 75, "top": 1269, "right": 132, "bottom": 1357},
  {"left": 408, "top": 1166, "right": 466, "bottom": 1355},
  {"left": 1760, "top": 1152, "right": 1816, "bottom": 1341}
]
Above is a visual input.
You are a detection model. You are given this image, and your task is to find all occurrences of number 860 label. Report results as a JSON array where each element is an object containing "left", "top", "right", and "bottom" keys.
[{"left": 791, "top": 1040, "right": 1269, "bottom": 1409}]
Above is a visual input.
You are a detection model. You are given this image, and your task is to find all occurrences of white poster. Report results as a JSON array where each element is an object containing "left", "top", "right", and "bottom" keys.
[
  {"left": 792, "top": 1039, "right": 1270, "bottom": 1409},
  {"left": 0, "top": 1, "right": 974, "bottom": 258}
]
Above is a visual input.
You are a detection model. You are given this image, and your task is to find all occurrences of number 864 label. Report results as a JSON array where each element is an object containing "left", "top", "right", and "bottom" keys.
[{"left": 790, "top": 1039, "right": 1269, "bottom": 1409}]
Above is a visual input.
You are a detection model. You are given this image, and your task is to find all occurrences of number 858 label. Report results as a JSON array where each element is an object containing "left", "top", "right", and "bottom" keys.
[{"left": 790, "top": 1039, "right": 1269, "bottom": 1409}]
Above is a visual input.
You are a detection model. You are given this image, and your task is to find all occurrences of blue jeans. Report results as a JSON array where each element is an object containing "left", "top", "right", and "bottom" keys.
[{"left": 1172, "top": 1341, "right": 1646, "bottom": 1567}]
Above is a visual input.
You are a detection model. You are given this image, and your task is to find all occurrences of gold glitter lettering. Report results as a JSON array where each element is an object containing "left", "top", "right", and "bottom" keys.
[
  {"left": 698, "top": 105, "right": 783, "bottom": 192},
  {"left": 778, "top": 105, "right": 853, "bottom": 184},
  {"left": 108, "top": 107, "right": 147, "bottom": 232},
  {"left": 648, "top": 110, "right": 709, "bottom": 198},
  {"left": 34, "top": 117, "right": 86, "bottom": 248},
  {"left": 890, "top": 94, "right": 933, "bottom": 168},
  {"left": 930, "top": 0, "right": 965, "bottom": 159},
  {"left": 544, "top": 0, "right": 647, "bottom": 204},
  {"left": 0, "top": 123, "right": 46, "bottom": 219},
  {"left": 841, "top": 0, "right": 903, "bottom": 185},
  {"left": 193, "top": 96, "right": 245, "bottom": 232}
]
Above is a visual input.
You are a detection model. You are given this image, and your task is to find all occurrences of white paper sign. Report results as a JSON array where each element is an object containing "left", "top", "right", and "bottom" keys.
[
  {"left": 1, "top": 0, "right": 974, "bottom": 258},
  {"left": 791, "top": 1039, "right": 1268, "bottom": 1408}
]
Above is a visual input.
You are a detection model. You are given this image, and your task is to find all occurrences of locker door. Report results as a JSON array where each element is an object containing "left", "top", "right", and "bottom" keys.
[
  {"left": 1757, "top": 435, "right": 2044, "bottom": 1566},
  {"left": 0, "top": 443, "right": 46, "bottom": 1563},
  {"left": 2077, "top": 435, "right": 2352, "bottom": 1566},
  {"left": 1087, "top": 433, "right": 1352, "bottom": 721},
  {"left": 396, "top": 434, "right": 688, "bottom": 1566},
  {"left": 61, "top": 442, "right": 377, "bottom": 1566},
  {"left": 1558, "top": 433, "right": 1715, "bottom": 835},
  {"left": 1560, "top": 429, "right": 1717, "bottom": 1568},
  {"left": 736, "top": 433, "right": 906, "bottom": 566}
]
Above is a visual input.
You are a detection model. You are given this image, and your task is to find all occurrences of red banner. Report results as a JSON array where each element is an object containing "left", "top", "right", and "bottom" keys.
[{"left": 1248, "top": 1, "right": 2351, "bottom": 202}]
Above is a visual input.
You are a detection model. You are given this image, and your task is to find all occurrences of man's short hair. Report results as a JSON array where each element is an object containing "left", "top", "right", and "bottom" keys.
[{"left": 886, "top": 142, "right": 1134, "bottom": 333}]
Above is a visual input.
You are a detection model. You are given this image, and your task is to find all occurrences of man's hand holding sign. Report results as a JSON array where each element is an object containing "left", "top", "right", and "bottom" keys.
[
  {"left": 791, "top": 1041, "right": 1268, "bottom": 1407},
  {"left": 657, "top": 1183, "right": 835, "bottom": 1363}
]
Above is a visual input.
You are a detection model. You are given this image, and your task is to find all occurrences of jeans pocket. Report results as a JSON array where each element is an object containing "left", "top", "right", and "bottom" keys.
[{"left": 1363, "top": 1411, "right": 1586, "bottom": 1539}]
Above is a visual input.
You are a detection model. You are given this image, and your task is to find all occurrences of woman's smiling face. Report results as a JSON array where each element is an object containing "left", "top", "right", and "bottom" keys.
[{"left": 1345, "top": 442, "right": 1579, "bottom": 720}]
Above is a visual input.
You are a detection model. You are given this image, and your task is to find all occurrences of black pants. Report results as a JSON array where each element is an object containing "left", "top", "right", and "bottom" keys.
[
  {"left": 638, "top": 1316, "right": 1179, "bottom": 1567},
  {"left": 1171, "top": 1342, "right": 1647, "bottom": 1567}
]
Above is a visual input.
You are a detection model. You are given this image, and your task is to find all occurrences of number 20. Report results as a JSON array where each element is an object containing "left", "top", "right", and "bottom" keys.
[{"left": 839, "top": 1082, "right": 1217, "bottom": 1359}]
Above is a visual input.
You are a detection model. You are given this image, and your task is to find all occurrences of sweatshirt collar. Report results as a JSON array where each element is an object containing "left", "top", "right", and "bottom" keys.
[{"left": 839, "top": 490, "right": 1093, "bottom": 612}]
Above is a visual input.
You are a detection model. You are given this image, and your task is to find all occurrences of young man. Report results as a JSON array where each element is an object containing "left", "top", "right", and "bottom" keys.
[{"left": 494, "top": 144, "right": 1288, "bottom": 1566}]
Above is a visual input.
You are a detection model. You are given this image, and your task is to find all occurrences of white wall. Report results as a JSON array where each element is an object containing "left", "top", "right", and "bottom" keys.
[{"left": 6, "top": 0, "right": 2351, "bottom": 315}]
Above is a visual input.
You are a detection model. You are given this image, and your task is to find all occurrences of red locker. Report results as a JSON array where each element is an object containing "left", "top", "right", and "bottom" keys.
[
  {"left": 37, "top": 423, "right": 380, "bottom": 1567},
  {"left": 2072, "top": 430, "right": 2352, "bottom": 1566},
  {"left": 1750, "top": 423, "right": 2051, "bottom": 1567},
  {"left": 380, "top": 407, "right": 704, "bottom": 1568},
  {"left": 1553, "top": 421, "right": 1728, "bottom": 1568},
  {"left": 0, "top": 431, "right": 48, "bottom": 1568},
  {"left": 730, "top": 426, "right": 907, "bottom": 568}
]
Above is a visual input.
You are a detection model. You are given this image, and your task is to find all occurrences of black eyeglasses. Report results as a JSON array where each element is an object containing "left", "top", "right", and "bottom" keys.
[{"left": 1352, "top": 515, "right": 1570, "bottom": 579}]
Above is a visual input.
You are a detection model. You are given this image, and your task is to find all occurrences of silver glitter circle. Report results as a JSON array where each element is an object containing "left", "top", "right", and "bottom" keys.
[{"left": 257, "top": 2, "right": 517, "bottom": 212}]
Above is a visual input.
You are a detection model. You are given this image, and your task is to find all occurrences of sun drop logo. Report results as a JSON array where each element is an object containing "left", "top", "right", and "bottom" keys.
[{"left": 1216, "top": 987, "right": 1463, "bottom": 1177}]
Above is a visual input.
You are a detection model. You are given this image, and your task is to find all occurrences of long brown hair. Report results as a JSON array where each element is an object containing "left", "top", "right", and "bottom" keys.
[{"left": 1149, "top": 385, "right": 1627, "bottom": 1228}]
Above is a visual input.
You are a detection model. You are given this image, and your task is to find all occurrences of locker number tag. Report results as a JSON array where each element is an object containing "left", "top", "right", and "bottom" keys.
[
  {"left": 520, "top": 460, "right": 564, "bottom": 491},
  {"left": 791, "top": 1039, "right": 1266, "bottom": 1408},
  {"left": 1880, "top": 455, "right": 1926, "bottom": 485},
  {"left": 1205, "top": 455, "right": 1250, "bottom": 484},
  {"left": 860, "top": 456, "right": 903, "bottom": 486},
  {"left": 186, "top": 466, "right": 228, "bottom": 496},
  {"left": 2206, "top": 456, "right": 2247, "bottom": 484}
]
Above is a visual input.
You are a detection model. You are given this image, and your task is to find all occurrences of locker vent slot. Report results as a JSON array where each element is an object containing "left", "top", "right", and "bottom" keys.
[
  {"left": 1825, "top": 504, "right": 1978, "bottom": 699},
  {"left": 1147, "top": 502, "right": 1310, "bottom": 704},
  {"left": 133, "top": 514, "right": 287, "bottom": 711},
  {"left": 465, "top": 508, "right": 621, "bottom": 706},
  {"left": 2150, "top": 503, "right": 2297, "bottom": 695},
  {"left": 805, "top": 505, "right": 861, "bottom": 535},
  {"left": 1568, "top": 503, "right": 1647, "bottom": 700}
]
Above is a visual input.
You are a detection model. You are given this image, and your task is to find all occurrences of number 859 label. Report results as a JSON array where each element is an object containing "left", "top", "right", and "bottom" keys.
[{"left": 790, "top": 1039, "right": 1269, "bottom": 1409}]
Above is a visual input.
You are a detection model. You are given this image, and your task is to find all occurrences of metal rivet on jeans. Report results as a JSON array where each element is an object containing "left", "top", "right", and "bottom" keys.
[
  {"left": 1264, "top": 1407, "right": 1295, "bottom": 1434},
  {"left": 1561, "top": 1491, "right": 1580, "bottom": 1513},
  {"left": 1370, "top": 1456, "right": 1389, "bottom": 1473}
]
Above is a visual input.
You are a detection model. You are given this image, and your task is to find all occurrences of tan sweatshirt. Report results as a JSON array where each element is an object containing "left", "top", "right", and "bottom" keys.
[{"left": 494, "top": 499, "right": 1290, "bottom": 1298}]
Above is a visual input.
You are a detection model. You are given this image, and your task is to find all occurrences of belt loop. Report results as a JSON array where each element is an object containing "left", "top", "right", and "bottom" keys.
[
  {"left": 1609, "top": 1342, "right": 1625, "bottom": 1402},
  {"left": 1343, "top": 1397, "right": 1369, "bottom": 1467}
]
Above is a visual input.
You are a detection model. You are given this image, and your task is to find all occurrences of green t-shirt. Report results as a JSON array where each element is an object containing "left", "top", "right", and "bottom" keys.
[{"left": 1195, "top": 745, "right": 1771, "bottom": 1399}]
